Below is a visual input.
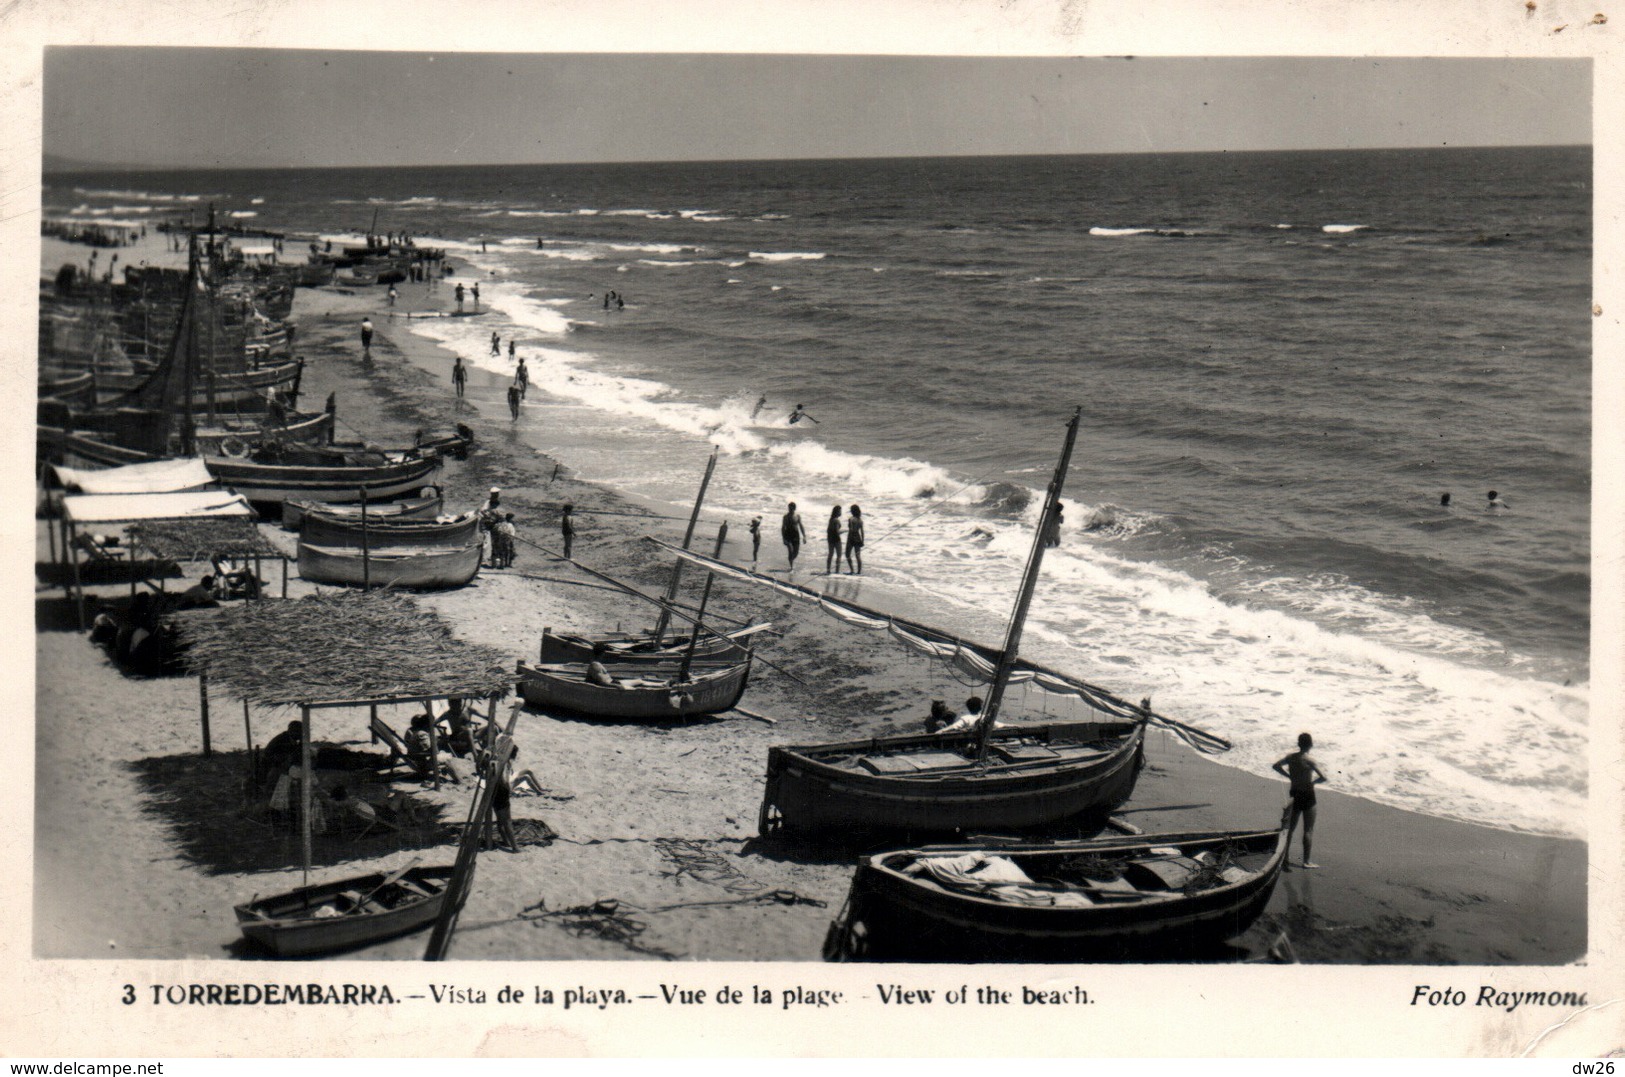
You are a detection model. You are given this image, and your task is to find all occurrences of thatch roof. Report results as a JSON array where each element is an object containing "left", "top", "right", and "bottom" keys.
[
  {"left": 130, "top": 518, "right": 284, "bottom": 563},
  {"left": 173, "top": 590, "right": 513, "bottom": 707}
]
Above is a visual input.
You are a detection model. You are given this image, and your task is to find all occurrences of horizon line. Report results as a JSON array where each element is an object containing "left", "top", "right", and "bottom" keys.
[{"left": 43, "top": 142, "right": 1592, "bottom": 176}]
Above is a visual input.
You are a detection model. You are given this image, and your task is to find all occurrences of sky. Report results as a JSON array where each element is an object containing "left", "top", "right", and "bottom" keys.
[{"left": 42, "top": 49, "right": 1591, "bottom": 169}]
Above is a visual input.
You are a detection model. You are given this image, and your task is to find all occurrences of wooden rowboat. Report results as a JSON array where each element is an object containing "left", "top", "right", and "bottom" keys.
[
  {"left": 516, "top": 657, "right": 751, "bottom": 720},
  {"left": 301, "top": 511, "right": 480, "bottom": 549},
  {"left": 282, "top": 489, "right": 443, "bottom": 529},
  {"left": 762, "top": 722, "right": 1144, "bottom": 837},
  {"left": 537, "top": 624, "right": 769, "bottom": 665},
  {"left": 824, "top": 817, "right": 1290, "bottom": 962},
  {"left": 205, "top": 453, "right": 441, "bottom": 506},
  {"left": 298, "top": 539, "right": 483, "bottom": 590},
  {"left": 235, "top": 864, "right": 457, "bottom": 957}
]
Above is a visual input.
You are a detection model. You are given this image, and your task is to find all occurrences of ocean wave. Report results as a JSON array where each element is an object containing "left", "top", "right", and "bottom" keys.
[
  {"left": 749, "top": 251, "right": 827, "bottom": 262},
  {"left": 1322, "top": 223, "right": 1369, "bottom": 233},
  {"left": 228, "top": 210, "right": 257, "bottom": 218},
  {"left": 72, "top": 188, "right": 205, "bottom": 202},
  {"left": 1089, "top": 226, "right": 1156, "bottom": 237}
]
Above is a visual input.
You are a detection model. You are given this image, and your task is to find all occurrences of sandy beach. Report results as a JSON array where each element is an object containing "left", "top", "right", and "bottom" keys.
[{"left": 33, "top": 247, "right": 1587, "bottom": 965}]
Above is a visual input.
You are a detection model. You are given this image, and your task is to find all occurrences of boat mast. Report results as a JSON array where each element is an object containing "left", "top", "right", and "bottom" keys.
[
  {"left": 651, "top": 448, "right": 718, "bottom": 645},
  {"left": 973, "top": 405, "right": 1082, "bottom": 763},
  {"left": 678, "top": 522, "right": 729, "bottom": 681}
]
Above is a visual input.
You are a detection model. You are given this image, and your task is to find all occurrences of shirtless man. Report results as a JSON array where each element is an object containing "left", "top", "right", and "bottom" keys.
[
  {"left": 781, "top": 501, "right": 808, "bottom": 570},
  {"left": 1272, "top": 732, "right": 1328, "bottom": 869}
]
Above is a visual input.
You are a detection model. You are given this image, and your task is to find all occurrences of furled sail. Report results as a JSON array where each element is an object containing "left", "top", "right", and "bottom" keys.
[{"left": 642, "top": 536, "right": 1231, "bottom": 754}]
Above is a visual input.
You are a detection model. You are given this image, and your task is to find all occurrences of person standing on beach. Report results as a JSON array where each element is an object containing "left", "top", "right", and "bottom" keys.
[
  {"left": 749, "top": 516, "right": 762, "bottom": 564},
  {"left": 455, "top": 283, "right": 465, "bottom": 313},
  {"left": 387, "top": 284, "right": 398, "bottom": 308},
  {"left": 472, "top": 282, "right": 481, "bottom": 310},
  {"left": 781, "top": 502, "right": 807, "bottom": 570},
  {"left": 560, "top": 503, "right": 575, "bottom": 560},
  {"left": 493, "top": 512, "right": 517, "bottom": 569},
  {"left": 1272, "top": 732, "right": 1328, "bottom": 869},
  {"left": 508, "top": 382, "right": 522, "bottom": 421},
  {"left": 478, "top": 488, "right": 502, "bottom": 565},
  {"left": 516, "top": 357, "right": 529, "bottom": 399},
  {"left": 825, "top": 506, "right": 844, "bottom": 574},
  {"left": 491, "top": 331, "right": 501, "bottom": 356},
  {"left": 452, "top": 356, "right": 467, "bottom": 398},
  {"left": 845, "top": 504, "right": 865, "bottom": 574},
  {"left": 359, "top": 316, "right": 374, "bottom": 357},
  {"left": 508, "top": 339, "right": 516, "bottom": 361}
]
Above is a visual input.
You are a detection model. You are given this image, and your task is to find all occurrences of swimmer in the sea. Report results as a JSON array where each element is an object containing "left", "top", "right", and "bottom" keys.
[
  {"left": 1486, "top": 490, "right": 1509, "bottom": 512},
  {"left": 751, "top": 395, "right": 768, "bottom": 421},
  {"left": 788, "top": 404, "right": 819, "bottom": 425}
]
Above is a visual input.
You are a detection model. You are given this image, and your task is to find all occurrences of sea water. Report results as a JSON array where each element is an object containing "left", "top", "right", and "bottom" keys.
[{"left": 46, "top": 147, "right": 1591, "bottom": 837}]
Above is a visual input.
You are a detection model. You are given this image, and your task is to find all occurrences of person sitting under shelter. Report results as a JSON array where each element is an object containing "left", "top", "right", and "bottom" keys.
[
  {"left": 211, "top": 556, "right": 264, "bottom": 600},
  {"left": 437, "top": 698, "right": 481, "bottom": 757},
  {"left": 405, "top": 712, "right": 461, "bottom": 783}
]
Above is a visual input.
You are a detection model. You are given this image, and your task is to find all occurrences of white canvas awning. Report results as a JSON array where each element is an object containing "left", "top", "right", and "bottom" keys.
[
  {"left": 239, "top": 245, "right": 276, "bottom": 257},
  {"left": 62, "top": 490, "right": 255, "bottom": 525},
  {"left": 49, "top": 458, "right": 216, "bottom": 496}
]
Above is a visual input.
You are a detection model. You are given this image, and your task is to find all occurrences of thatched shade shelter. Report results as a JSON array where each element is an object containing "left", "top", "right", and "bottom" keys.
[
  {"left": 175, "top": 589, "right": 512, "bottom": 708},
  {"left": 130, "top": 517, "right": 283, "bottom": 564},
  {"left": 172, "top": 589, "right": 514, "bottom": 883}
]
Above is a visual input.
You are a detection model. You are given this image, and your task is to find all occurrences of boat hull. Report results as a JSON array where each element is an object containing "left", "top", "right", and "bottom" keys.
[
  {"left": 301, "top": 512, "right": 479, "bottom": 549},
  {"left": 516, "top": 658, "right": 750, "bottom": 719},
  {"left": 298, "top": 540, "right": 483, "bottom": 590},
  {"left": 827, "top": 824, "right": 1289, "bottom": 962},
  {"left": 206, "top": 454, "right": 440, "bottom": 505},
  {"left": 234, "top": 865, "right": 457, "bottom": 957},
  {"left": 760, "top": 721, "right": 1145, "bottom": 838},
  {"left": 538, "top": 626, "right": 755, "bottom": 665},
  {"left": 99, "top": 360, "right": 304, "bottom": 410},
  {"left": 281, "top": 490, "right": 443, "bottom": 529}
]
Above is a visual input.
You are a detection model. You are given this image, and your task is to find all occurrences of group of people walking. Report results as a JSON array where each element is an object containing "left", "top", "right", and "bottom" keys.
[
  {"left": 751, "top": 502, "right": 864, "bottom": 574},
  {"left": 451, "top": 353, "right": 529, "bottom": 420}
]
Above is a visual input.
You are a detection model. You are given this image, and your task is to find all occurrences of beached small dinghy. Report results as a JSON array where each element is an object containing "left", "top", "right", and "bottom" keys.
[
  {"left": 281, "top": 488, "right": 443, "bottom": 529},
  {"left": 824, "top": 817, "right": 1291, "bottom": 962},
  {"left": 298, "top": 539, "right": 483, "bottom": 590},
  {"left": 537, "top": 624, "right": 768, "bottom": 665},
  {"left": 516, "top": 657, "right": 751, "bottom": 719},
  {"left": 235, "top": 864, "right": 457, "bottom": 957},
  {"left": 300, "top": 511, "right": 480, "bottom": 549}
]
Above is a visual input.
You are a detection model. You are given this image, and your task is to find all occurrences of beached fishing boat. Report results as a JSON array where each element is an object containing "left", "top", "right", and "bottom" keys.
[
  {"left": 823, "top": 818, "right": 1291, "bottom": 962},
  {"left": 37, "top": 425, "right": 156, "bottom": 470},
  {"left": 515, "top": 657, "right": 751, "bottom": 719},
  {"left": 648, "top": 409, "right": 1229, "bottom": 839},
  {"left": 301, "top": 511, "right": 480, "bottom": 549},
  {"left": 537, "top": 624, "right": 767, "bottom": 665},
  {"left": 235, "top": 864, "right": 457, "bottom": 957},
  {"left": 39, "top": 371, "right": 97, "bottom": 407},
  {"left": 282, "top": 488, "right": 443, "bottom": 529},
  {"left": 206, "top": 452, "right": 441, "bottom": 506},
  {"left": 297, "top": 539, "right": 483, "bottom": 590},
  {"left": 97, "top": 359, "right": 304, "bottom": 411}
]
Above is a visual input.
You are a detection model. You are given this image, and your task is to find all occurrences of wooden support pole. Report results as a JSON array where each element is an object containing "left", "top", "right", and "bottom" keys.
[
  {"left": 299, "top": 703, "right": 313, "bottom": 888},
  {"left": 199, "top": 673, "right": 212, "bottom": 756},
  {"left": 68, "top": 521, "right": 86, "bottom": 630},
  {"left": 281, "top": 555, "right": 288, "bottom": 598},
  {"left": 242, "top": 699, "right": 254, "bottom": 787}
]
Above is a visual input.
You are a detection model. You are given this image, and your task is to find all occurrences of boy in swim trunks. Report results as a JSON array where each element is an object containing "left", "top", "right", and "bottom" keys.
[{"left": 1272, "top": 732, "right": 1327, "bottom": 869}]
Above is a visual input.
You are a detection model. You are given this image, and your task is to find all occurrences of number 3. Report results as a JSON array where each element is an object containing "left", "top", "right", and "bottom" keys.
[{"left": 122, "top": 984, "right": 135, "bottom": 1005}]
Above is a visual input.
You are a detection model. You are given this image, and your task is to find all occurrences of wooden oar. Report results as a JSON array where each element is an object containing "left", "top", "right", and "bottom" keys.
[{"left": 346, "top": 856, "right": 423, "bottom": 916}]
